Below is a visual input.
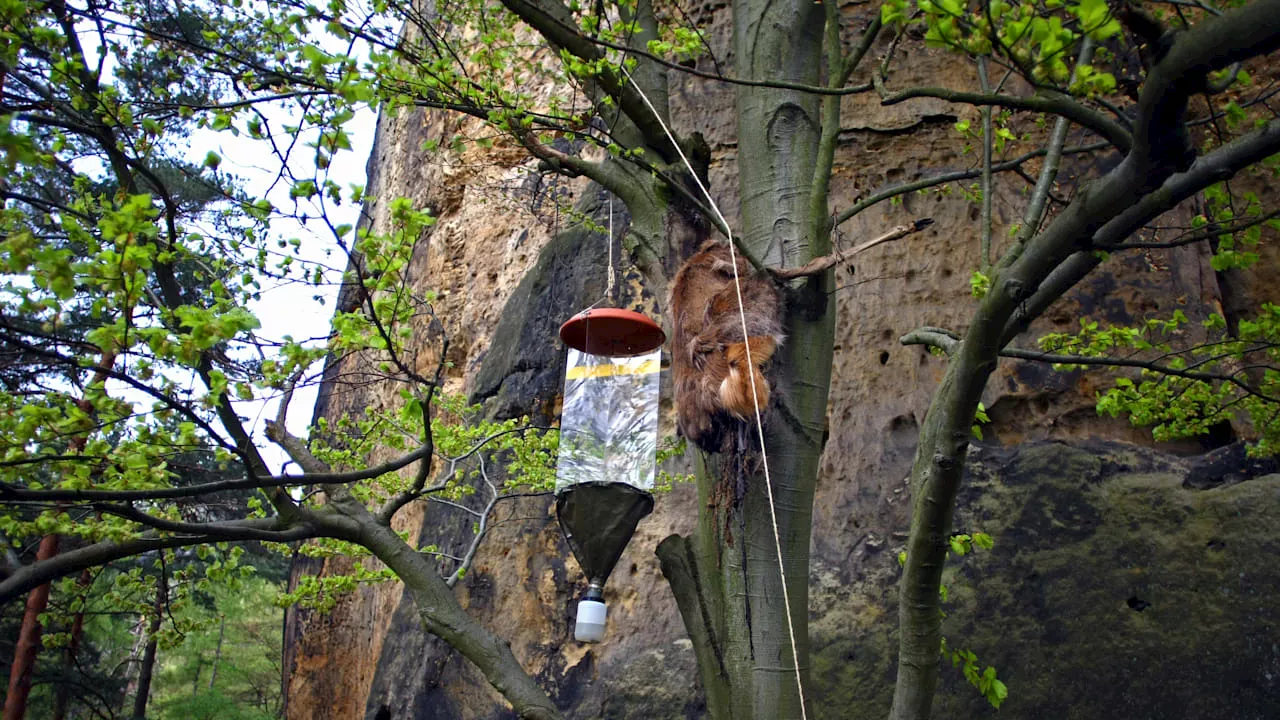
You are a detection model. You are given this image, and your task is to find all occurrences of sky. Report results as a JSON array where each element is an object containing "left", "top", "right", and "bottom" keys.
[
  {"left": 194, "top": 103, "right": 378, "bottom": 473},
  {"left": 67, "top": 11, "right": 379, "bottom": 474}
]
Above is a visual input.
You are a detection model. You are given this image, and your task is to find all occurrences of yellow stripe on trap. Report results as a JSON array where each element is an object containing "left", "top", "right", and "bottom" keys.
[{"left": 565, "top": 359, "right": 660, "bottom": 379}]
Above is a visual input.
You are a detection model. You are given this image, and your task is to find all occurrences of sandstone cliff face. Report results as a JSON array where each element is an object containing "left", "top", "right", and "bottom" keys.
[{"left": 284, "top": 6, "right": 1280, "bottom": 719}]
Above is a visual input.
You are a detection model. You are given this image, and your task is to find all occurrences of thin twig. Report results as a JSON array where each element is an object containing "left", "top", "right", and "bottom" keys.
[
  {"left": 770, "top": 219, "right": 934, "bottom": 280},
  {"left": 1000, "top": 38, "right": 1096, "bottom": 269},
  {"left": 1000, "top": 347, "right": 1277, "bottom": 402},
  {"left": 833, "top": 142, "right": 1109, "bottom": 228},
  {"left": 977, "top": 57, "right": 994, "bottom": 270}
]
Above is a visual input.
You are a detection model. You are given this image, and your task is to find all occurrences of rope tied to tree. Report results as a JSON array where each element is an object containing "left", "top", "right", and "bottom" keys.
[{"left": 619, "top": 66, "right": 810, "bottom": 720}]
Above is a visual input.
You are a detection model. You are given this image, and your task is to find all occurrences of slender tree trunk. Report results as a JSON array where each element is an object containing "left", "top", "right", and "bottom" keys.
[
  {"left": 208, "top": 615, "right": 225, "bottom": 690},
  {"left": 889, "top": 10, "right": 1280, "bottom": 718},
  {"left": 51, "top": 568, "right": 93, "bottom": 720},
  {"left": 4, "top": 533, "right": 60, "bottom": 720},
  {"left": 8, "top": 352, "right": 117, "bottom": 720},
  {"left": 130, "top": 576, "right": 166, "bottom": 720},
  {"left": 123, "top": 614, "right": 147, "bottom": 704}
]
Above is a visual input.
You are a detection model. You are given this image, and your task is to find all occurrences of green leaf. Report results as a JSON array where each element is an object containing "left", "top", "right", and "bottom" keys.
[{"left": 970, "top": 270, "right": 991, "bottom": 299}]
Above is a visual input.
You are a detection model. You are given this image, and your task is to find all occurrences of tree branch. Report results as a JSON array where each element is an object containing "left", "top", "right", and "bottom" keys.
[
  {"left": 1001, "top": 39, "right": 1096, "bottom": 268},
  {"left": 499, "top": 0, "right": 679, "bottom": 162},
  {"left": 809, "top": 2, "right": 856, "bottom": 245},
  {"left": 1001, "top": 116, "right": 1280, "bottom": 345},
  {"left": 264, "top": 419, "right": 330, "bottom": 475},
  {"left": 655, "top": 534, "right": 729, "bottom": 708},
  {"left": 999, "top": 347, "right": 1278, "bottom": 402},
  {"left": 0, "top": 439, "right": 439, "bottom": 503},
  {"left": 900, "top": 326, "right": 961, "bottom": 355},
  {"left": 0, "top": 329, "right": 236, "bottom": 453},
  {"left": 977, "top": 57, "right": 994, "bottom": 270},
  {"left": 317, "top": 486, "right": 562, "bottom": 719},
  {"left": 880, "top": 86, "right": 1133, "bottom": 151},
  {"left": 91, "top": 503, "right": 324, "bottom": 541},
  {"left": 377, "top": 341, "right": 450, "bottom": 524},
  {"left": 0, "top": 519, "right": 324, "bottom": 603},
  {"left": 1105, "top": 207, "right": 1280, "bottom": 250},
  {"left": 770, "top": 218, "right": 934, "bottom": 280},
  {"left": 832, "top": 142, "right": 1109, "bottom": 228},
  {"left": 485, "top": 0, "right": 878, "bottom": 97}
]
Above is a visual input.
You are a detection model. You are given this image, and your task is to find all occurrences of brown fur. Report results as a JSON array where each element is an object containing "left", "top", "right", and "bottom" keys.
[
  {"left": 669, "top": 241, "right": 783, "bottom": 453},
  {"left": 719, "top": 336, "right": 776, "bottom": 419}
]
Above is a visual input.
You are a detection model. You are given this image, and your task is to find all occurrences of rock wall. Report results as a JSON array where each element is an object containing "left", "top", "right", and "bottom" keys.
[{"left": 284, "top": 5, "right": 1280, "bottom": 719}]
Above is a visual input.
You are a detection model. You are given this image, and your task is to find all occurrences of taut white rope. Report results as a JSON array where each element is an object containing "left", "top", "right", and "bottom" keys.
[
  {"left": 619, "top": 66, "right": 809, "bottom": 719},
  {"left": 584, "top": 191, "right": 618, "bottom": 312}
]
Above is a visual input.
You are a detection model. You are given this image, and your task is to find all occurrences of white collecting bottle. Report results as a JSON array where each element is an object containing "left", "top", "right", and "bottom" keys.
[{"left": 574, "top": 582, "right": 607, "bottom": 643}]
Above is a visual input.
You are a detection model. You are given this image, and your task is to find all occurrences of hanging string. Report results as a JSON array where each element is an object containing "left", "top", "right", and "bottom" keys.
[
  {"left": 618, "top": 66, "right": 809, "bottom": 719},
  {"left": 606, "top": 193, "right": 616, "bottom": 304},
  {"left": 583, "top": 191, "right": 618, "bottom": 313}
]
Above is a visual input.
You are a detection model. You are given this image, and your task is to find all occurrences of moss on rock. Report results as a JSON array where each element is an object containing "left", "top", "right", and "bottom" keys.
[{"left": 812, "top": 441, "right": 1280, "bottom": 719}]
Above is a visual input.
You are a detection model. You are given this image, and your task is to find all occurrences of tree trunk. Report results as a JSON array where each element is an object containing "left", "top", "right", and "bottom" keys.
[
  {"left": 658, "top": 1, "right": 832, "bottom": 717},
  {"left": 889, "top": 10, "right": 1280, "bottom": 717},
  {"left": 208, "top": 615, "right": 225, "bottom": 690},
  {"left": 51, "top": 567, "right": 93, "bottom": 720},
  {"left": 4, "top": 533, "right": 60, "bottom": 720},
  {"left": 660, "top": 301, "right": 834, "bottom": 720},
  {"left": 131, "top": 576, "right": 166, "bottom": 720}
]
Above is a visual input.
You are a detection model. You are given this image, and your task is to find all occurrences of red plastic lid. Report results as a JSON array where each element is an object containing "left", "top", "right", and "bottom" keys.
[{"left": 559, "top": 308, "right": 666, "bottom": 357}]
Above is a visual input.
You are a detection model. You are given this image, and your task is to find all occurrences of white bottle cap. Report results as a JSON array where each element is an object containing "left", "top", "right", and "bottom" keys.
[{"left": 574, "top": 599, "right": 607, "bottom": 642}]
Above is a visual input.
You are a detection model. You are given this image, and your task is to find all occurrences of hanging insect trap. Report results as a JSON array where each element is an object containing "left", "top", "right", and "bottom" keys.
[{"left": 556, "top": 308, "right": 664, "bottom": 642}]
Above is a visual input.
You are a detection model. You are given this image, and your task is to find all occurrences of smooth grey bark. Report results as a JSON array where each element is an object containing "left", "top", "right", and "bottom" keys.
[
  {"left": 723, "top": 1, "right": 829, "bottom": 717},
  {"left": 655, "top": 1, "right": 833, "bottom": 719},
  {"left": 890, "top": 4, "right": 1280, "bottom": 719}
]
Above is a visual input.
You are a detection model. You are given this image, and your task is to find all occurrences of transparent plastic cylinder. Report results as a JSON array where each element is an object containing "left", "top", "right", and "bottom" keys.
[{"left": 555, "top": 349, "right": 660, "bottom": 493}]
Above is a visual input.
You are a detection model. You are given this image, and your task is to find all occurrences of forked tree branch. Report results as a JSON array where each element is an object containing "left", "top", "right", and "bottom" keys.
[
  {"left": 900, "top": 326, "right": 961, "bottom": 355},
  {"left": 1001, "top": 116, "right": 1280, "bottom": 346}
]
